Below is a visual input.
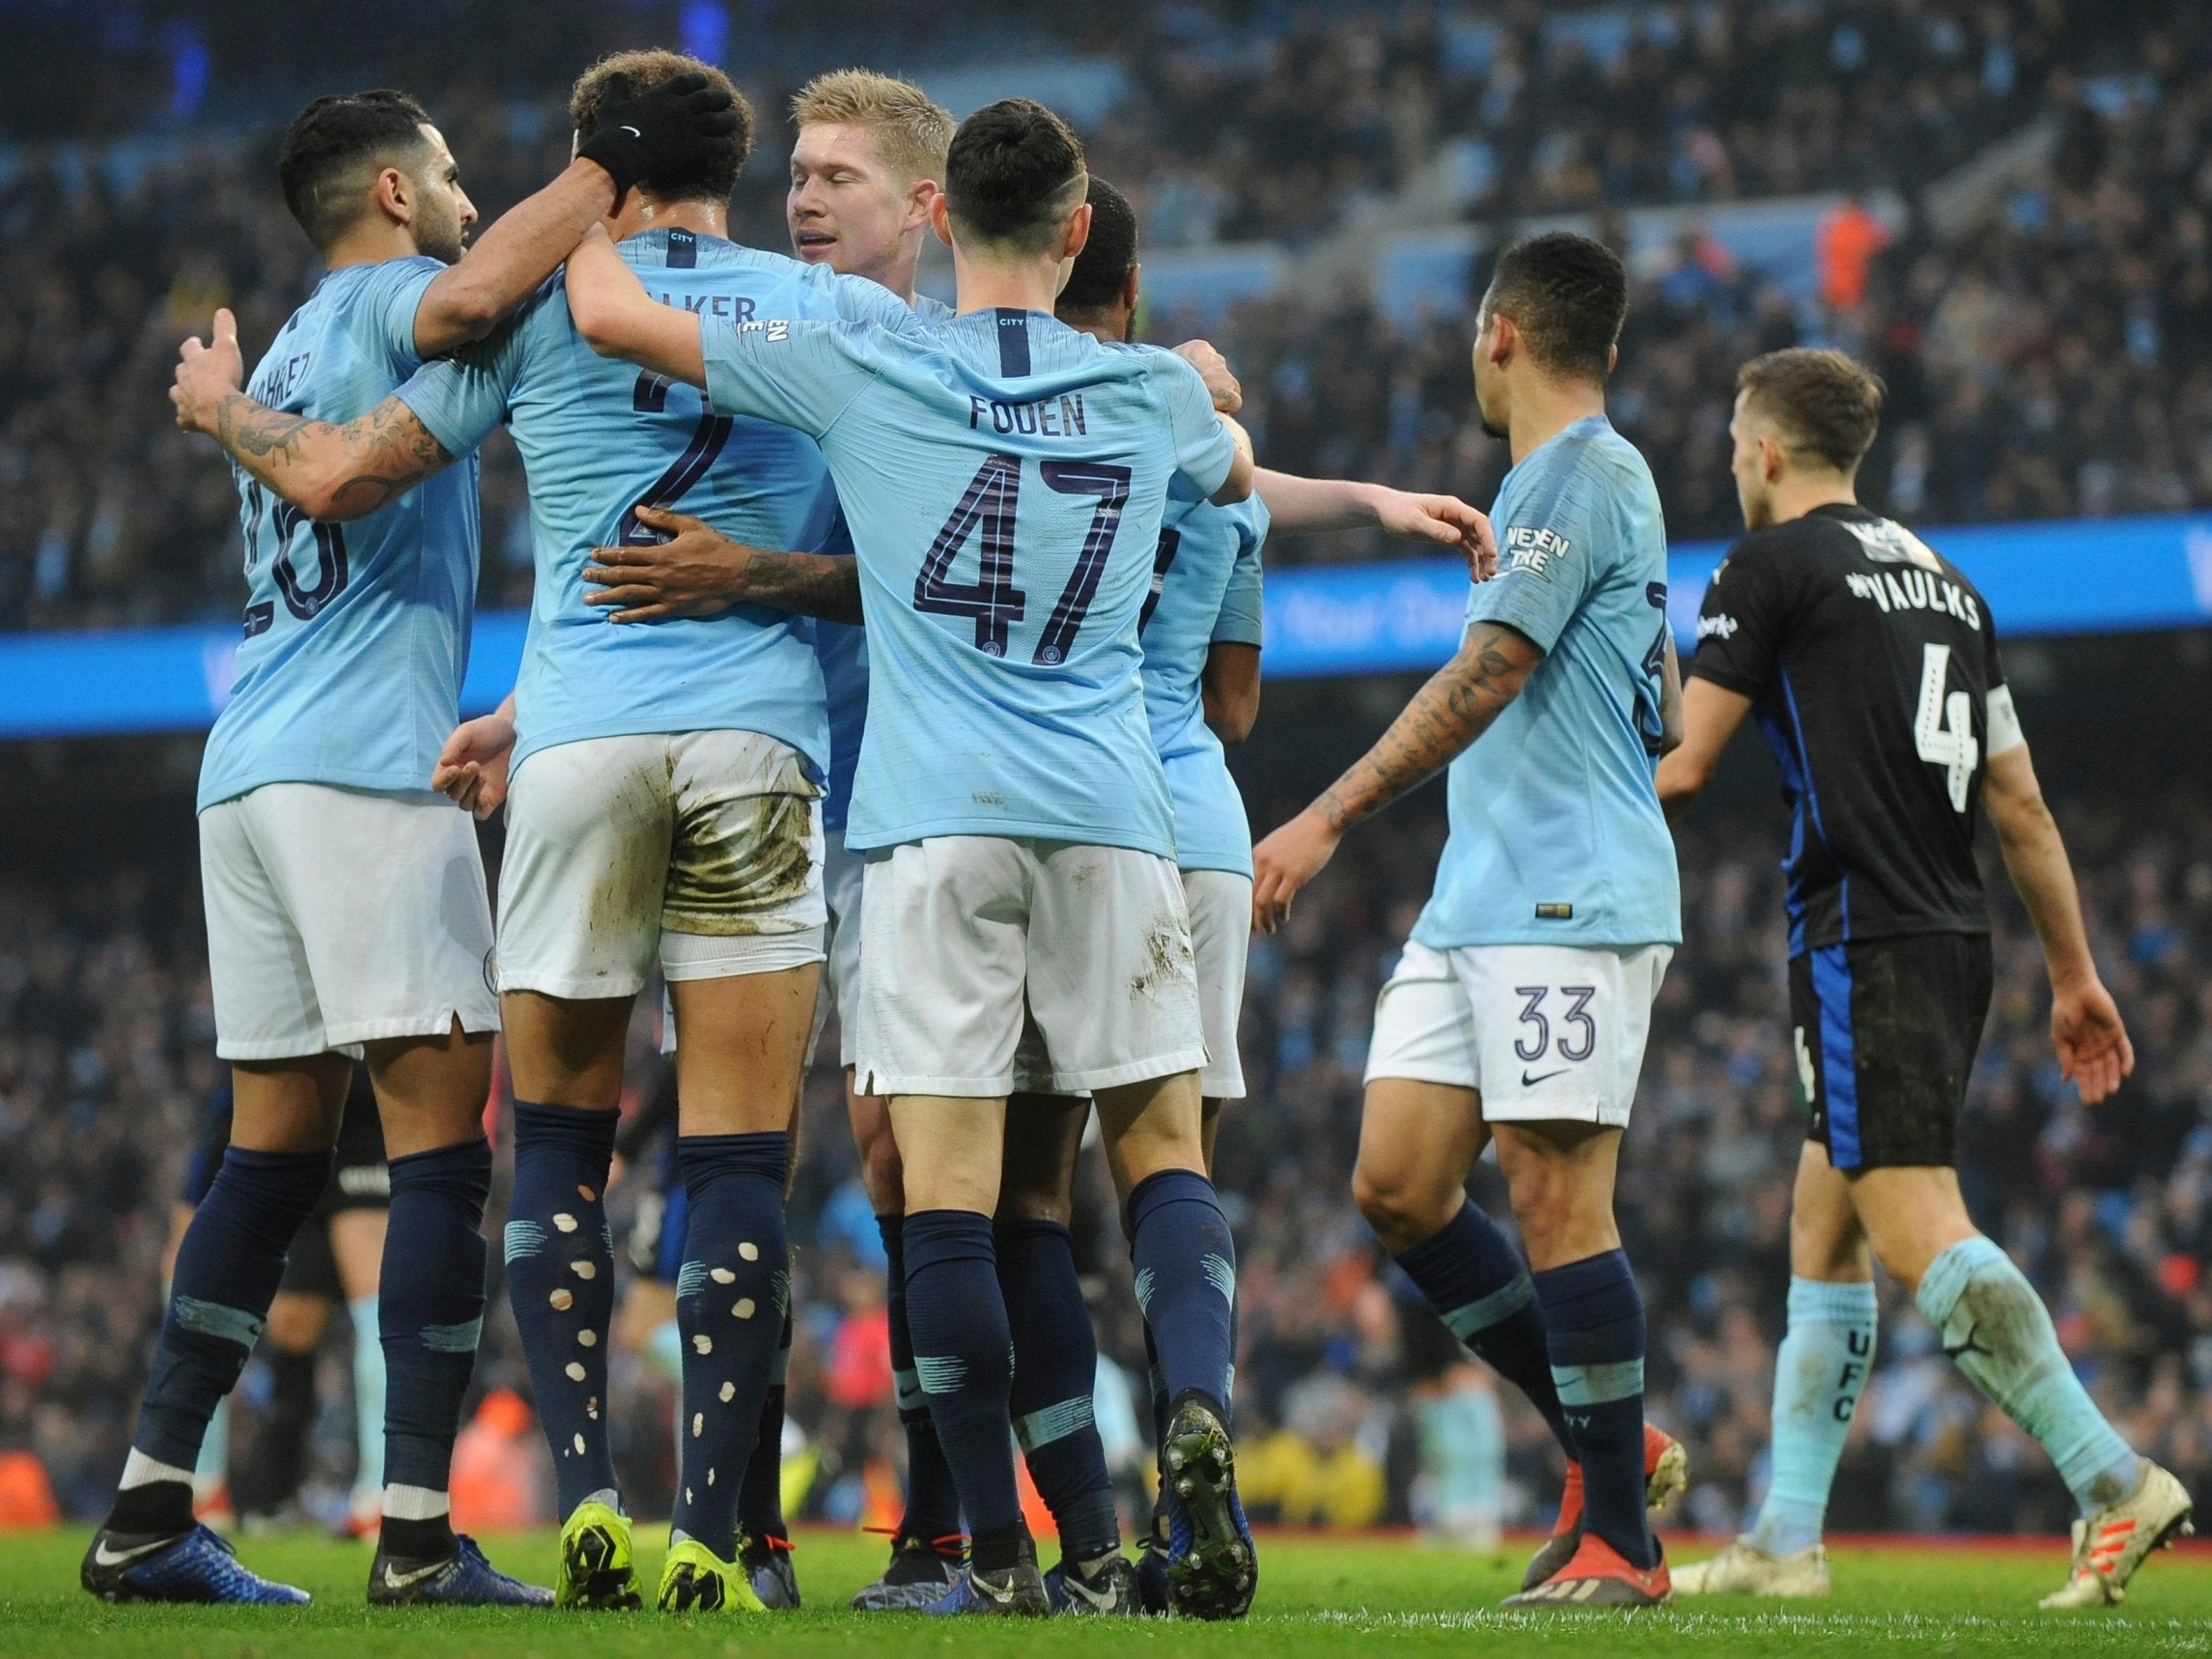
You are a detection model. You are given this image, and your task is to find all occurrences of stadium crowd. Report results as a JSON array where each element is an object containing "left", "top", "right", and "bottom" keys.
[
  {"left": 6, "top": 772, "right": 2210, "bottom": 1536},
  {"left": 2, "top": 2, "right": 2207, "bottom": 625}
]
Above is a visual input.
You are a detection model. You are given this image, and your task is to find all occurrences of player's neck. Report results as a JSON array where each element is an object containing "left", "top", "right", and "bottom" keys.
[
  {"left": 949, "top": 244, "right": 1063, "bottom": 318},
  {"left": 871, "top": 235, "right": 925, "bottom": 307},
  {"left": 610, "top": 197, "right": 727, "bottom": 243},
  {"left": 1768, "top": 475, "right": 1860, "bottom": 524},
  {"left": 1506, "top": 376, "right": 1608, "bottom": 464},
  {"left": 321, "top": 221, "right": 424, "bottom": 271}
]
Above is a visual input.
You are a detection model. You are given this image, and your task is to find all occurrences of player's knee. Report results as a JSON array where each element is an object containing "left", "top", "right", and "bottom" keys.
[
  {"left": 859, "top": 1126, "right": 905, "bottom": 1216},
  {"left": 1352, "top": 1160, "right": 1451, "bottom": 1252}
]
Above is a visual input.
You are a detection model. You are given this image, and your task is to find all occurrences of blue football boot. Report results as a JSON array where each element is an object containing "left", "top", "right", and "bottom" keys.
[
  {"left": 81, "top": 1523, "right": 310, "bottom": 1605},
  {"left": 1044, "top": 1552, "right": 1141, "bottom": 1614},
  {"left": 368, "top": 1532, "right": 552, "bottom": 1607},
  {"left": 1162, "top": 1392, "right": 1257, "bottom": 1619}
]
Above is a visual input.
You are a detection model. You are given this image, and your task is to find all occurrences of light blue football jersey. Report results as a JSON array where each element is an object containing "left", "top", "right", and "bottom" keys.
[
  {"left": 701, "top": 307, "right": 1238, "bottom": 857},
  {"left": 399, "top": 228, "right": 912, "bottom": 778},
  {"left": 1140, "top": 493, "right": 1268, "bottom": 876},
  {"left": 814, "top": 294, "right": 953, "bottom": 837},
  {"left": 1412, "top": 414, "right": 1681, "bottom": 949},
  {"left": 198, "top": 257, "right": 478, "bottom": 811}
]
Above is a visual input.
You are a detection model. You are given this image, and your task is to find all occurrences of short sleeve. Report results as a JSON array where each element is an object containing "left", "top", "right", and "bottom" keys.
[
  {"left": 394, "top": 316, "right": 523, "bottom": 461},
  {"left": 1156, "top": 354, "right": 1237, "bottom": 500},
  {"left": 701, "top": 318, "right": 876, "bottom": 437},
  {"left": 1979, "top": 599, "right": 2025, "bottom": 756},
  {"left": 1688, "top": 535, "right": 1794, "bottom": 696},
  {"left": 1467, "top": 468, "right": 1601, "bottom": 653},
  {"left": 353, "top": 258, "right": 440, "bottom": 373},
  {"left": 1211, "top": 497, "right": 1269, "bottom": 647}
]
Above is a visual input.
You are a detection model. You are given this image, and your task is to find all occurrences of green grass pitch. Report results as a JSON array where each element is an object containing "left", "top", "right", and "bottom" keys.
[{"left": 8, "top": 1527, "right": 2209, "bottom": 1656}]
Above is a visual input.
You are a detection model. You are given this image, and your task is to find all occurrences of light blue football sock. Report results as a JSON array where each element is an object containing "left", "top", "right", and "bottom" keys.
[
  {"left": 1916, "top": 1236, "right": 2139, "bottom": 1516},
  {"left": 1748, "top": 1278, "right": 1876, "bottom": 1556}
]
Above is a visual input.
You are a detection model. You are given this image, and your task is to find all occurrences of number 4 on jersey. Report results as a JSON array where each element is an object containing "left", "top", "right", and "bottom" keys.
[{"left": 1915, "top": 641, "right": 1977, "bottom": 812}]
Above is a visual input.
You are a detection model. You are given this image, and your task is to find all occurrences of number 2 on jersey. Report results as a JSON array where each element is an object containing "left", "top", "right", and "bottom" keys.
[
  {"left": 1914, "top": 641, "right": 1977, "bottom": 812},
  {"left": 914, "top": 453, "right": 1134, "bottom": 663}
]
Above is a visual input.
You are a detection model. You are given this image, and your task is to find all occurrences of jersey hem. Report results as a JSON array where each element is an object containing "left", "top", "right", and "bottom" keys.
[
  {"left": 1176, "top": 852, "right": 1256, "bottom": 879},
  {"left": 1784, "top": 918, "right": 1993, "bottom": 959},
  {"left": 1409, "top": 925, "right": 1684, "bottom": 950},
  {"left": 844, "top": 820, "right": 1177, "bottom": 860},
  {"left": 512, "top": 717, "right": 830, "bottom": 779},
  {"left": 196, "top": 770, "right": 446, "bottom": 813}
]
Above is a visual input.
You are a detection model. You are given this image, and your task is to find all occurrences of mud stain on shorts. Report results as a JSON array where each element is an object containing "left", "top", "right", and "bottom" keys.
[
  {"left": 662, "top": 787, "right": 818, "bottom": 937},
  {"left": 578, "top": 763, "right": 670, "bottom": 945},
  {"left": 1129, "top": 913, "right": 1195, "bottom": 1002}
]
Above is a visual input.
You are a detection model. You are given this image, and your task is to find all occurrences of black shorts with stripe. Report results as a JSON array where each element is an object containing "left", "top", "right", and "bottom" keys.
[{"left": 1789, "top": 931, "right": 1993, "bottom": 1171}]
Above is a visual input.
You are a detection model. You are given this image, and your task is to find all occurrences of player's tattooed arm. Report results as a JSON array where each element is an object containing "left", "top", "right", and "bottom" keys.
[
  {"left": 565, "top": 225, "right": 708, "bottom": 387},
  {"left": 172, "top": 308, "right": 457, "bottom": 520},
  {"left": 584, "top": 506, "right": 863, "bottom": 624},
  {"left": 1250, "top": 622, "right": 1542, "bottom": 931}
]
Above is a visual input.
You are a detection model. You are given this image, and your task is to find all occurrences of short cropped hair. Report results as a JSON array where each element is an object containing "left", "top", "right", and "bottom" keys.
[
  {"left": 1483, "top": 231, "right": 1628, "bottom": 383},
  {"left": 943, "top": 98, "right": 1087, "bottom": 258},
  {"left": 277, "top": 90, "right": 434, "bottom": 251},
  {"left": 1737, "top": 348, "right": 1886, "bottom": 474},
  {"left": 1057, "top": 177, "right": 1138, "bottom": 310},
  {"left": 792, "top": 69, "right": 954, "bottom": 184},
  {"left": 570, "top": 49, "right": 750, "bottom": 204}
]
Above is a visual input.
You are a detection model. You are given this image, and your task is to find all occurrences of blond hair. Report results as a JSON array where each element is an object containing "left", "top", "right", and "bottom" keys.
[{"left": 791, "top": 69, "right": 954, "bottom": 185}]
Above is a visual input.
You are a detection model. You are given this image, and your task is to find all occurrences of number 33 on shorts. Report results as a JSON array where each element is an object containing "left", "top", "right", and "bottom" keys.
[{"left": 1364, "top": 941, "right": 1672, "bottom": 1128}]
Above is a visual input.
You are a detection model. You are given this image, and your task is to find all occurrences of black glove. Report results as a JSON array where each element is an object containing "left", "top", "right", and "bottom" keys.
[{"left": 576, "top": 70, "right": 740, "bottom": 205}]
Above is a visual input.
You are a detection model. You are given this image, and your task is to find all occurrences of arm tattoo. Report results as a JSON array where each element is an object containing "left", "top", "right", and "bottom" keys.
[
  {"left": 212, "top": 392, "right": 452, "bottom": 517},
  {"left": 730, "top": 551, "right": 863, "bottom": 625},
  {"left": 1312, "top": 622, "right": 1540, "bottom": 831}
]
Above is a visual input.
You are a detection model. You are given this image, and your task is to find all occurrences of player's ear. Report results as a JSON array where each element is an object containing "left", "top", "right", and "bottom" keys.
[
  {"left": 908, "top": 178, "right": 940, "bottom": 232},
  {"left": 1607, "top": 342, "right": 1618, "bottom": 376},
  {"left": 929, "top": 191, "right": 954, "bottom": 248},
  {"left": 1122, "top": 262, "right": 1141, "bottom": 316},
  {"left": 1063, "top": 200, "right": 1093, "bottom": 263},
  {"left": 374, "top": 164, "right": 411, "bottom": 229}
]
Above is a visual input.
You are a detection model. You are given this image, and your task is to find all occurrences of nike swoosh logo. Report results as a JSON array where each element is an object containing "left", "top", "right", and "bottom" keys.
[
  {"left": 93, "top": 1538, "right": 171, "bottom": 1567},
  {"left": 382, "top": 1561, "right": 447, "bottom": 1589},
  {"left": 621, "top": 126, "right": 642, "bottom": 138},
  {"left": 1521, "top": 1068, "right": 1568, "bottom": 1086}
]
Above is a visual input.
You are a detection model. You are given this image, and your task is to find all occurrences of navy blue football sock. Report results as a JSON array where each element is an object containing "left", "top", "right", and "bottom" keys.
[
  {"left": 1393, "top": 1201, "right": 1574, "bottom": 1458},
  {"left": 127, "top": 1145, "right": 333, "bottom": 1497},
  {"left": 1534, "top": 1250, "right": 1656, "bottom": 1568},
  {"left": 504, "top": 1101, "right": 620, "bottom": 1520},
  {"left": 377, "top": 1136, "right": 491, "bottom": 1537},
  {"left": 739, "top": 1305, "right": 794, "bottom": 1547},
  {"left": 996, "top": 1219, "right": 1118, "bottom": 1561},
  {"left": 1127, "top": 1169, "right": 1236, "bottom": 1414},
  {"left": 880, "top": 1212, "right": 962, "bottom": 1543},
  {"left": 903, "top": 1209, "right": 1021, "bottom": 1537},
  {"left": 669, "top": 1131, "right": 789, "bottom": 1559}
]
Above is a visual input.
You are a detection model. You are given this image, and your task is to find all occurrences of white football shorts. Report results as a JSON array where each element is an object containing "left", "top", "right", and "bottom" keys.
[
  {"left": 1183, "top": 868, "right": 1251, "bottom": 1101},
  {"left": 854, "top": 836, "right": 1207, "bottom": 1098},
  {"left": 498, "top": 729, "right": 825, "bottom": 1000},
  {"left": 200, "top": 782, "right": 499, "bottom": 1061},
  {"left": 1364, "top": 938, "right": 1671, "bottom": 1127}
]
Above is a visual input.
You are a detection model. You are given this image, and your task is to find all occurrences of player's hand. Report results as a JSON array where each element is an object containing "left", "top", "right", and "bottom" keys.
[
  {"left": 576, "top": 71, "right": 741, "bottom": 204},
  {"left": 433, "top": 709, "right": 518, "bottom": 820},
  {"left": 2051, "top": 975, "right": 2134, "bottom": 1106},
  {"left": 583, "top": 507, "right": 769, "bottom": 623},
  {"left": 171, "top": 308, "right": 245, "bottom": 435},
  {"left": 1250, "top": 807, "right": 1341, "bottom": 933},
  {"left": 1373, "top": 490, "right": 1498, "bottom": 579},
  {"left": 1173, "top": 339, "right": 1243, "bottom": 413}
]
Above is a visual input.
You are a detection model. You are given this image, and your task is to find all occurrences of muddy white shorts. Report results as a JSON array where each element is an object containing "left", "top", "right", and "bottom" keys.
[
  {"left": 1363, "top": 939, "right": 1671, "bottom": 1127},
  {"left": 1183, "top": 868, "right": 1251, "bottom": 1101},
  {"left": 200, "top": 783, "right": 498, "bottom": 1061},
  {"left": 498, "top": 730, "right": 825, "bottom": 1000},
  {"left": 853, "top": 836, "right": 1207, "bottom": 1098}
]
